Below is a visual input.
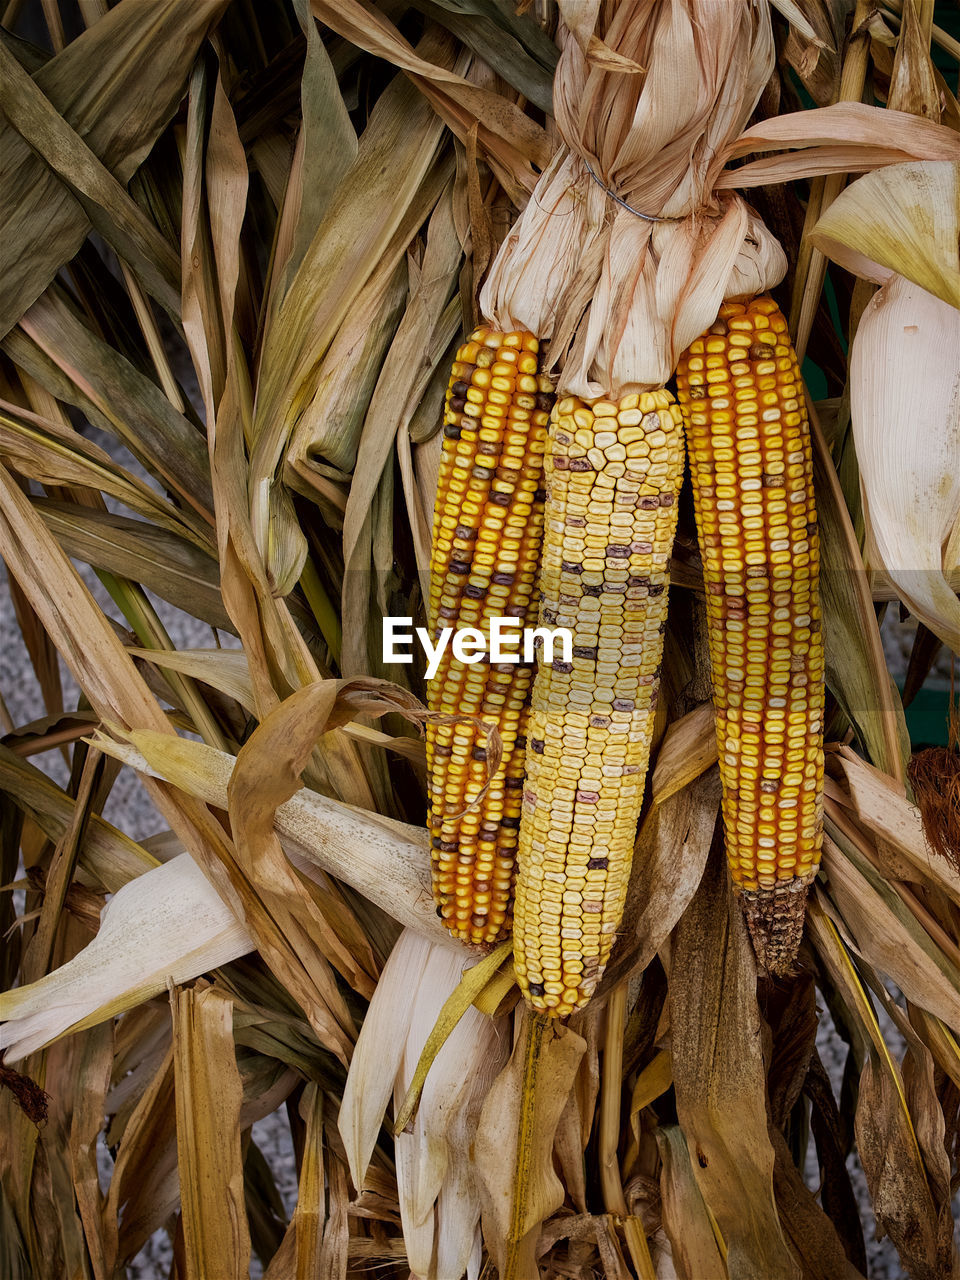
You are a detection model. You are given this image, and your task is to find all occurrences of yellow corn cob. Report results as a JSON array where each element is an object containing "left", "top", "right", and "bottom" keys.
[
  {"left": 514, "top": 389, "right": 685, "bottom": 1014},
  {"left": 426, "top": 326, "right": 553, "bottom": 946},
  {"left": 675, "top": 296, "right": 825, "bottom": 973}
]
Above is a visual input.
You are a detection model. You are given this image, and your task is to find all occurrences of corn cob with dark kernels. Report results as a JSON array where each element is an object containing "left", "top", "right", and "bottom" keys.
[
  {"left": 514, "top": 389, "right": 685, "bottom": 1014},
  {"left": 676, "top": 296, "right": 825, "bottom": 973},
  {"left": 426, "top": 327, "right": 553, "bottom": 946}
]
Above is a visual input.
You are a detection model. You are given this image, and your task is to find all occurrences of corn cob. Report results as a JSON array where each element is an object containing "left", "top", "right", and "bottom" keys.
[
  {"left": 514, "top": 389, "right": 685, "bottom": 1014},
  {"left": 426, "top": 327, "right": 553, "bottom": 946},
  {"left": 675, "top": 296, "right": 825, "bottom": 973}
]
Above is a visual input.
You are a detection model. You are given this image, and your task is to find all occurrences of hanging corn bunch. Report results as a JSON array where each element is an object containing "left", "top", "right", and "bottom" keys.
[{"left": 480, "top": 0, "right": 797, "bottom": 1004}]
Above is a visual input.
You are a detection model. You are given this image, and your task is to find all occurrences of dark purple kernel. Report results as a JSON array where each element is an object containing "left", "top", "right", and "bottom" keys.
[
  {"left": 489, "top": 491, "right": 511, "bottom": 506},
  {"left": 628, "top": 575, "right": 651, "bottom": 587},
  {"left": 531, "top": 738, "right": 544, "bottom": 754},
  {"left": 535, "top": 393, "right": 553, "bottom": 411},
  {"left": 439, "top": 840, "right": 458, "bottom": 852},
  {"left": 553, "top": 456, "right": 569, "bottom": 471},
  {"left": 648, "top": 583, "right": 665, "bottom": 596},
  {"left": 612, "top": 698, "right": 634, "bottom": 712},
  {"left": 573, "top": 646, "right": 597, "bottom": 659},
  {"left": 534, "top": 488, "right": 547, "bottom": 502},
  {"left": 587, "top": 857, "right": 609, "bottom": 870},
  {"left": 491, "top": 571, "right": 515, "bottom": 586},
  {"left": 500, "top": 816, "right": 520, "bottom": 830},
  {"left": 639, "top": 497, "right": 659, "bottom": 510},
  {"left": 463, "top": 583, "right": 486, "bottom": 599},
  {"left": 583, "top": 584, "right": 603, "bottom": 597},
  {"left": 443, "top": 425, "right": 462, "bottom": 439},
  {"left": 552, "top": 660, "right": 573, "bottom": 673},
  {"left": 561, "top": 561, "right": 583, "bottom": 574},
  {"left": 659, "top": 493, "right": 675, "bottom": 506},
  {"left": 569, "top": 458, "right": 593, "bottom": 472},
  {"left": 505, "top": 776, "right": 524, "bottom": 789},
  {"left": 528, "top": 982, "right": 545, "bottom": 997}
]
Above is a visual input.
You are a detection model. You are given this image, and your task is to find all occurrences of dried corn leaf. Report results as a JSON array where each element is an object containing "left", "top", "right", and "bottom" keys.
[
  {"left": 0, "top": 41, "right": 179, "bottom": 320},
  {"left": 311, "top": 0, "right": 550, "bottom": 198},
  {"left": 655, "top": 1125, "right": 726, "bottom": 1280},
  {"left": 819, "top": 834, "right": 960, "bottom": 1028},
  {"left": 809, "top": 398, "right": 909, "bottom": 780},
  {"left": 670, "top": 846, "right": 798, "bottom": 1280},
  {"left": 603, "top": 769, "right": 721, "bottom": 991},
  {"left": 0, "top": 404, "right": 211, "bottom": 550},
  {"left": 253, "top": 46, "right": 453, "bottom": 592},
  {"left": 341, "top": 182, "right": 464, "bottom": 673},
  {"left": 94, "top": 731, "right": 448, "bottom": 944},
  {"left": 836, "top": 748, "right": 960, "bottom": 903},
  {"left": 418, "top": 0, "right": 555, "bottom": 114},
  {"left": 651, "top": 703, "right": 718, "bottom": 805},
  {"left": 0, "top": 854, "right": 251, "bottom": 1062},
  {"left": 172, "top": 985, "right": 250, "bottom": 1280},
  {"left": 718, "top": 101, "right": 960, "bottom": 188},
  {"left": 0, "top": 745, "right": 156, "bottom": 892},
  {"left": 35, "top": 501, "right": 230, "bottom": 633},
  {"left": 103, "top": 1049, "right": 178, "bottom": 1270},
  {"left": 11, "top": 290, "right": 213, "bottom": 519},
  {"left": 475, "top": 1010, "right": 586, "bottom": 1280},
  {"left": 0, "top": 0, "right": 228, "bottom": 337}
]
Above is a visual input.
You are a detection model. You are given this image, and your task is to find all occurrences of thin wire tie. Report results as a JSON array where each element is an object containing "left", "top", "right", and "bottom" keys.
[{"left": 582, "top": 158, "right": 684, "bottom": 224}]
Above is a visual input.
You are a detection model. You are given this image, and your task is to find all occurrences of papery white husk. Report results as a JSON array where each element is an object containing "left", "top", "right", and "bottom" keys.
[
  {"left": 481, "top": 0, "right": 785, "bottom": 395},
  {"left": 0, "top": 855, "right": 251, "bottom": 1062},
  {"left": 338, "top": 929, "right": 510, "bottom": 1280},
  {"left": 850, "top": 273, "right": 960, "bottom": 652},
  {"left": 394, "top": 945, "right": 510, "bottom": 1280}
]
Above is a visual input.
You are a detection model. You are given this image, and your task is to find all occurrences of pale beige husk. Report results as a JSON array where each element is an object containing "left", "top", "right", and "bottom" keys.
[
  {"left": 480, "top": 0, "right": 785, "bottom": 395},
  {"left": 850, "top": 273, "right": 960, "bottom": 653}
]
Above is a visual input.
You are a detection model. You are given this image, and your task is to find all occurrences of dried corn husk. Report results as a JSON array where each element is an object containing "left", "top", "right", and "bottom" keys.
[
  {"left": 339, "top": 929, "right": 510, "bottom": 1280},
  {"left": 809, "top": 162, "right": 960, "bottom": 645},
  {"left": 849, "top": 274, "right": 960, "bottom": 653},
  {"left": 481, "top": 0, "right": 785, "bottom": 395}
]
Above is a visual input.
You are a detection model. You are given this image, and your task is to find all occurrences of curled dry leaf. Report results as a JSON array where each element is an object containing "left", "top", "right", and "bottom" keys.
[{"left": 810, "top": 161, "right": 960, "bottom": 309}]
